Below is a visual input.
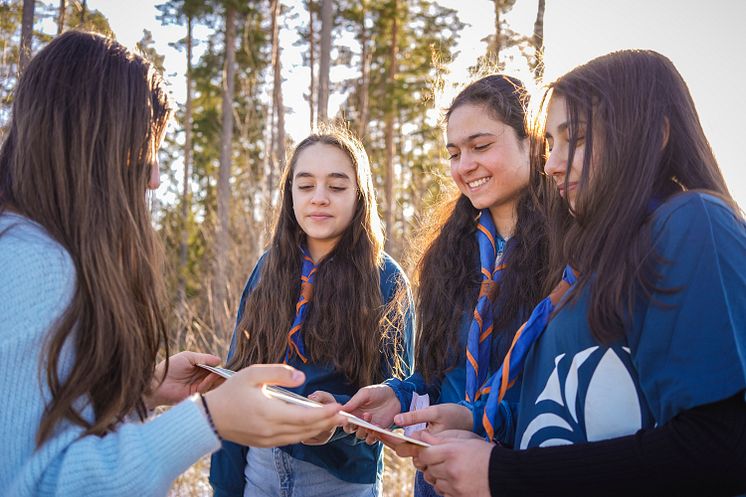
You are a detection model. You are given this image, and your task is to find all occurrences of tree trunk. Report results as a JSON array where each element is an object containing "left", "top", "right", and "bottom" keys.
[
  {"left": 178, "top": 14, "right": 194, "bottom": 302},
  {"left": 531, "top": 0, "right": 545, "bottom": 81},
  {"left": 214, "top": 5, "right": 237, "bottom": 338},
  {"left": 80, "top": 0, "right": 87, "bottom": 25},
  {"left": 358, "top": 1, "right": 370, "bottom": 140},
  {"left": 19, "top": 0, "right": 34, "bottom": 74},
  {"left": 268, "top": 0, "right": 285, "bottom": 200},
  {"left": 317, "top": 0, "right": 332, "bottom": 123},
  {"left": 383, "top": 0, "right": 398, "bottom": 252},
  {"left": 488, "top": 0, "right": 501, "bottom": 63},
  {"left": 308, "top": 0, "right": 316, "bottom": 129},
  {"left": 57, "top": 0, "right": 66, "bottom": 35},
  {"left": 272, "top": 0, "right": 285, "bottom": 173}
]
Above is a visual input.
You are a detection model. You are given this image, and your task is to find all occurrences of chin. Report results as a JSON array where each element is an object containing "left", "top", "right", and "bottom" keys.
[{"left": 466, "top": 196, "right": 493, "bottom": 210}]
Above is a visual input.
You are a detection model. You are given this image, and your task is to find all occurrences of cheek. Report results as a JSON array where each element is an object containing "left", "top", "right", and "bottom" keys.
[
  {"left": 449, "top": 162, "right": 459, "bottom": 181},
  {"left": 291, "top": 190, "right": 303, "bottom": 218},
  {"left": 570, "top": 150, "right": 586, "bottom": 180},
  {"left": 340, "top": 194, "right": 358, "bottom": 228}
]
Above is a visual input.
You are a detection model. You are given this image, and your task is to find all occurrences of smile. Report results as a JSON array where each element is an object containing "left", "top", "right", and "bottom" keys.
[{"left": 467, "top": 177, "right": 491, "bottom": 189}]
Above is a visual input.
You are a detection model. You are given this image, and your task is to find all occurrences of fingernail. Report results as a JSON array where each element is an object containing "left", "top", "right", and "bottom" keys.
[{"left": 292, "top": 371, "right": 304, "bottom": 382}]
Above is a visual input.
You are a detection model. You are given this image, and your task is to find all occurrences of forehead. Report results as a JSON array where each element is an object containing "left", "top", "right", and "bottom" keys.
[
  {"left": 446, "top": 103, "right": 509, "bottom": 144},
  {"left": 294, "top": 143, "right": 355, "bottom": 177},
  {"left": 545, "top": 95, "right": 569, "bottom": 132}
]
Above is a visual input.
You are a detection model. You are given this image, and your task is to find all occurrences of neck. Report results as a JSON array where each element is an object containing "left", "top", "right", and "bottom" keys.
[
  {"left": 488, "top": 202, "right": 518, "bottom": 240},
  {"left": 306, "top": 237, "right": 339, "bottom": 263}
]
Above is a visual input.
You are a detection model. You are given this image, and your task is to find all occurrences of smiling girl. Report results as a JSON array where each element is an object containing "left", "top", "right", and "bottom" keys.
[
  {"left": 399, "top": 50, "right": 746, "bottom": 497},
  {"left": 209, "top": 129, "right": 414, "bottom": 497},
  {"left": 343, "top": 75, "right": 553, "bottom": 497}
]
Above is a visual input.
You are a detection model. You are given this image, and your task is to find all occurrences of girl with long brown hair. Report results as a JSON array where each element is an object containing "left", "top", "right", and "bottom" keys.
[
  {"left": 209, "top": 128, "right": 414, "bottom": 497},
  {"left": 343, "top": 74, "right": 552, "bottom": 497},
  {"left": 0, "top": 31, "right": 344, "bottom": 497},
  {"left": 395, "top": 50, "right": 746, "bottom": 497}
]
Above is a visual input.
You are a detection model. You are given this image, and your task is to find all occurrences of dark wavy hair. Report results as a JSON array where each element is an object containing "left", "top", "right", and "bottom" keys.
[
  {"left": 0, "top": 31, "right": 172, "bottom": 446},
  {"left": 530, "top": 49, "right": 737, "bottom": 343},
  {"left": 415, "top": 75, "right": 553, "bottom": 383},
  {"left": 228, "top": 127, "right": 406, "bottom": 387}
]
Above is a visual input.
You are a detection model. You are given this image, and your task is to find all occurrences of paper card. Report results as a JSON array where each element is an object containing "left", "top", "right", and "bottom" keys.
[
  {"left": 404, "top": 392, "right": 430, "bottom": 436},
  {"left": 195, "top": 364, "right": 431, "bottom": 448}
]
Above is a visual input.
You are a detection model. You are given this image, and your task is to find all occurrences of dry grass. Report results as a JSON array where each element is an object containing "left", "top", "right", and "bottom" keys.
[{"left": 168, "top": 447, "right": 415, "bottom": 497}]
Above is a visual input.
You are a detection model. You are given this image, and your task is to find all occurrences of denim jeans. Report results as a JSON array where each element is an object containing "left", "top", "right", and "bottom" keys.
[
  {"left": 244, "top": 447, "right": 381, "bottom": 497},
  {"left": 414, "top": 470, "right": 441, "bottom": 497}
]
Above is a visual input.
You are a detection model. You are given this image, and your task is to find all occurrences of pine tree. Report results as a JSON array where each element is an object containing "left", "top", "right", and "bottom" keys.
[{"left": 214, "top": 1, "right": 238, "bottom": 338}]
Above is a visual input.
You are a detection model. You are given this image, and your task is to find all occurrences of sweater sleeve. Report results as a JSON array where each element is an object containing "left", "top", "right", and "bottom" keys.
[{"left": 26, "top": 400, "right": 220, "bottom": 497}]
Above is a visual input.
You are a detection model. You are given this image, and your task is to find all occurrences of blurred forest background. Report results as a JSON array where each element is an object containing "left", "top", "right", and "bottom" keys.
[{"left": 12, "top": 0, "right": 718, "bottom": 495}]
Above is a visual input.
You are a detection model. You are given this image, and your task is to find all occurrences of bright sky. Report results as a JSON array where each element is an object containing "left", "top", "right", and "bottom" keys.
[{"left": 93, "top": 0, "right": 746, "bottom": 210}]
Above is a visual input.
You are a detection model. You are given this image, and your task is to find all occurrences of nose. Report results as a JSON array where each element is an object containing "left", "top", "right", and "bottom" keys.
[
  {"left": 543, "top": 148, "right": 565, "bottom": 179},
  {"left": 147, "top": 159, "right": 161, "bottom": 190},
  {"left": 310, "top": 186, "right": 330, "bottom": 205},
  {"left": 455, "top": 151, "right": 478, "bottom": 176}
]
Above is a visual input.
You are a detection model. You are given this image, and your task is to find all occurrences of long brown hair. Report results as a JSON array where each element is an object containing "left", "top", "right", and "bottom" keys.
[
  {"left": 530, "top": 49, "right": 736, "bottom": 343},
  {"left": 415, "top": 75, "right": 553, "bottom": 383},
  {"left": 0, "top": 31, "right": 172, "bottom": 446},
  {"left": 228, "top": 128, "right": 406, "bottom": 387}
]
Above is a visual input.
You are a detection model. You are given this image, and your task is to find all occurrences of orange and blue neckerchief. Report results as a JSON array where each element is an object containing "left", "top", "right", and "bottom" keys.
[
  {"left": 480, "top": 197, "right": 662, "bottom": 441},
  {"left": 482, "top": 265, "right": 577, "bottom": 442},
  {"left": 284, "top": 247, "right": 318, "bottom": 364},
  {"left": 465, "top": 210, "right": 507, "bottom": 403}
]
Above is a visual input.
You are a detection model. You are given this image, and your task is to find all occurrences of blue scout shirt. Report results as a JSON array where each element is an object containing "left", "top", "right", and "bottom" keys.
[
  {"left": 385, "top": 234, "right": 525, "bottom": 433},
  {"left": 496, "top": 192, "right": 746, "bottom": 449},
  {"left": 209, "top": 252, "right": 415, "bottom": 496}
]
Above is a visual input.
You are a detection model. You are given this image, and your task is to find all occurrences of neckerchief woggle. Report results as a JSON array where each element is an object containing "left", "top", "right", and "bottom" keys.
[
  {"left": 284, "top": 247, "right": 318, "bottom": 364},
  {"left": 465, "top": 209, "right": 508, "bottom": 403},
  {"left": 482, "top": 265, "right": 577, "bottom": 441}
]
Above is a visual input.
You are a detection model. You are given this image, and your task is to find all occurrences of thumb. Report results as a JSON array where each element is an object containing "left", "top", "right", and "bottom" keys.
[
  {"left": 343, "top": 390, "right": 369, "bottom": 412},
  {"left": 187, "top": 352, "right": 221, "bottom": 366},
  {"left": 239, "top": 364, "right": 305, "bottom": 388}
]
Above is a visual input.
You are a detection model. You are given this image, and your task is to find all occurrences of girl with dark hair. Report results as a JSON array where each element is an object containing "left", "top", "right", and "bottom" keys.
[
  {"left": 208, "top": 127, "right": 414, "bottom": 497},
  {"left": 396, "top": 50, "right": 746, "bottom": 497},
  {"left": 343, "top": 74, "right": 552, "bottom": 497},
  {"left": 0, "top": 31, "right": 345, "bottom": 497}
]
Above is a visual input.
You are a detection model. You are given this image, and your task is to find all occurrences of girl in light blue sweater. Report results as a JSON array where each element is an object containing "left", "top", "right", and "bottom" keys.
[{"left": 0, "top": 31, "right": 344, "bottom": 497}]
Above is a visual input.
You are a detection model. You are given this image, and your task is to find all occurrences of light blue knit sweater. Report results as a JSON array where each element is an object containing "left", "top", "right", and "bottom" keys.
[{"left": 0, "top": 213, "right": 220, "bottom": 496}]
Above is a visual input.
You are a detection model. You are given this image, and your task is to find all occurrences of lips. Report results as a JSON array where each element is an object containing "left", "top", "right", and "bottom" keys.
[
  {"left": 557, "top": 181, "right": 578, "bottom": 197},
  {"left": 308, "top": 213, "right": 332, "bottom": 221}
]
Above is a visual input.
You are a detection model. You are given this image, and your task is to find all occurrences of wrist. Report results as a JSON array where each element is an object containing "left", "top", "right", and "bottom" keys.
[{"left": 194, "top": 392, "right": 222, "bottom": 441}]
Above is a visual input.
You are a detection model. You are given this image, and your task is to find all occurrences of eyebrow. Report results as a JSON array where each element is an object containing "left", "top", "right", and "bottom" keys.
[
  {"left": 446, "top": 132, "right": 495, "bottom": 149},
  {"left": 294, "top": 171, "right": 352, "bottom": 180}
]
